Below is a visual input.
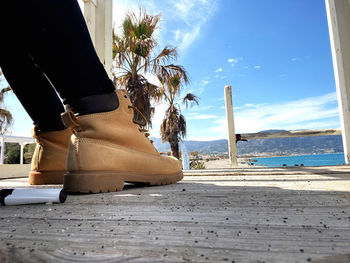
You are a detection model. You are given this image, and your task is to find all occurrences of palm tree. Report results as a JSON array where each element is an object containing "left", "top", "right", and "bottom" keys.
[
  {"left": 159, "top": 73, "right": 199, "bottom": 159},
  {"left": 113, "top": 8, "right": 188, "bottom": 127},
  {"left": 0, "top": 70, "right": 13, "bottom": 134}
]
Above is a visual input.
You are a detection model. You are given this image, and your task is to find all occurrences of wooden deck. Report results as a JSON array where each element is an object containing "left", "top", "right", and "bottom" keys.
[{"left": 1, "top": 166, "right": 350, "bottom": 262}]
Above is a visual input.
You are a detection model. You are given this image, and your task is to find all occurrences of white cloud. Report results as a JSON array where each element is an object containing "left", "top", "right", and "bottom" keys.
[
  {"left": 174, "top": 29, "right": 181, "bottom": 42},
  {"left": 206, "top": 92, "right": 340, "bottom": 138},
  {"left": 254, "top": 65, "right": 261, "bottom": 69},
  {"left": 186, "top": 105, "right": 214, "bottom": 113},
  {"left": 242, "top": 66, "right": 249, "bottom": 69},
  {"left": 228, "top": 58, "right": 243, "bottom": 66},
  {"left": 149, "top": 101, "right": 168, "bottom": 138},
  {"left": 201, "top": 80, "right": 209, "bottom": 86},
  {"left": 186, "top": 114, "right": 217, "bottom": 120},
  {"left": 291, "top": 57, "right": 300, "bottom": 62},
  {"left": 144, "top": 72, "right": 161, "bottom": 87},
  {"left": 111, "top": 0, "right": 218, "bottom": 53},
  {"left": 172, "top": 0, "right": 196, "bottom": 23},
  {"left": 227, "top": 58, "right": 243, "bottom": 64},
  {"left": 215, "top": 68, "right": 223, "bottom": 73},
  {"left": 169, "top": 0, "right": 218, "bottom": 51},
  {"left": 180, "top": 26, "right": 201, "bottom": 51}
]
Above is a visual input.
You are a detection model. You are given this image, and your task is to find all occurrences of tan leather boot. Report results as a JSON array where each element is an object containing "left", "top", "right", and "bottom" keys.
[
  {"left": 61, "top": 89, "right": 183, "bottom": 193},
  {"left": 29, "top": 127, "right": 71, "bottom": 185}
]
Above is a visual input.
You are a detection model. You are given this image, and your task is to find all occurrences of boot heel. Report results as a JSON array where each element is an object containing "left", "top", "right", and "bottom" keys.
[
  {"left": 29, "top": 171, "right": 65, "bottom": 185},
  {"left": 63, "top": 171, "right": 125, "bottom": 193}
]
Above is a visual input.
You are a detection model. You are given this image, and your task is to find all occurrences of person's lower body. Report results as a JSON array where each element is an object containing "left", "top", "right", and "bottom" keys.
[
  {"left": 0, "top": 0, "right": 118, "bottom": 184},
  {"left": 0, "top": 0, "right": 183, "bottom": 191}
]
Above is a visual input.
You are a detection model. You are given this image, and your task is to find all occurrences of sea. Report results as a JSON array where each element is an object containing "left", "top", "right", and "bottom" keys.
[{"left": 253, "top": 153, "right": 345, "bottom": 167}]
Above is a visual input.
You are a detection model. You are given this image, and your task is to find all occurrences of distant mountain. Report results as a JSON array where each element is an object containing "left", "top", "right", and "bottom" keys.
[
  {"left": 151, "top": 134, "right": 344, "bottom": 156},
  {"left": 258, "top": 129, "right": 286, "bottom": 133}
]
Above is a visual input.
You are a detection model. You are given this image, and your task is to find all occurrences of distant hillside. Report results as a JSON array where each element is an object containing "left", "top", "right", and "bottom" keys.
[{"left": 151, "top": 134, "right": 343, "bottom": 156}]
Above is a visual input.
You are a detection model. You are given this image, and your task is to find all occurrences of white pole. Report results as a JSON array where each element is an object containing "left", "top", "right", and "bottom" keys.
[
  {"left": 325, "top": 0, "right": 350, "bottom": 164},
  {"left": 224, "top": 85, "right": 238, "bottom": 168},
  {"left": 20, "top": 143, "right": 24, "bottom": 165},
  {"left": 181, "top": 142, "right": 190, "bottom": 170},
  {"left": 0, "top": 136, "right": 4, "bottom": 165}
]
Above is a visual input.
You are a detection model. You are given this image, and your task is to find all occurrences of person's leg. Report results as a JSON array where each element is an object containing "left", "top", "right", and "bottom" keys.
[
  {"left": 0, "top": 2, "right": 66, "bottom": 132},
  {"left": 21, "top": 0, "right": 118, "bottom": 115},
  {"left": 0, "top": 48, "right": 71, "bottom": 185},
  {"left": 0, "top": 54, "right": 66, "bottom": 132}
]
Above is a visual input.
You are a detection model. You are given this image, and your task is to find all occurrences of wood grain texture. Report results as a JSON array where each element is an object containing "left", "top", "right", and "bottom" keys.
[{"left": 1, "top": 166, "right": 350, "bottom": 262}]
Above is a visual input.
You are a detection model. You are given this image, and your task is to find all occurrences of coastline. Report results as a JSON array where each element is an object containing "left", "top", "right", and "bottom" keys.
[
  {"left": 238, "top": 152, "right": 344, "bottom": 159},
  {"left": 204, "top": 153, "right": 345, "bottom": 169}
]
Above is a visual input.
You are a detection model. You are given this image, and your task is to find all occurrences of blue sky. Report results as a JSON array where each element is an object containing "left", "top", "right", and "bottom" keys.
[{"left": 0, "top": 0, "right": 340, "bottom": 141}]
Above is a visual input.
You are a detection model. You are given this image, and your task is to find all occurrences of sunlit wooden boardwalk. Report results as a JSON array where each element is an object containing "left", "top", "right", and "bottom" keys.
[{"left": 1, "top": 165, "right": 350, "bottom": 262}]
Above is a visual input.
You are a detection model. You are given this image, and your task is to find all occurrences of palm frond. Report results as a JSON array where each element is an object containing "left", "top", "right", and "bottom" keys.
[
  {"left": 178, "top": 114, "right": 187, "bottom": 139},
  {"left": 182, "top": 93, "right": 199, "bottom": 108},
  {"left": 0, "top": 109, "right": 13, "bottom": 135},
  {"left": 163, "top": 64, "right": 190, "bottom": 84},
  {"left": 145, "top": 81, "right": 162, "bottom": 102},
  {"left": 0, "top": 87, "right": 12, "bottom": 104},
  {"left": 152, "top": 46, "right": 178, "bottom": 72}
]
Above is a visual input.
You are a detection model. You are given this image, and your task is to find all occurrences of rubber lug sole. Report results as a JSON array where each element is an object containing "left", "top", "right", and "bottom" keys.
[{"left": 63, "top": 170, "right": 184, "bottom": 193}]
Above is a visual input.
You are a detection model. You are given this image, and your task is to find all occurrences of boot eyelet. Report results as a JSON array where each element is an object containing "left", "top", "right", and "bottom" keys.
[{"left": 124, "top": 95, "right": 128, "bottom": 98}]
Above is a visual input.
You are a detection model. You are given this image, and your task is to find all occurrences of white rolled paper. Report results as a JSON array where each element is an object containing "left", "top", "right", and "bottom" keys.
[{"left": 0, "top": 188, "right": 67, "bottom": 206}]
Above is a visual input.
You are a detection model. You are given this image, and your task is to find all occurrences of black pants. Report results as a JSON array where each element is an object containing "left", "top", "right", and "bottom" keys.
[{"left": 0, "top": 0, "right": 118, "bottom": 132}]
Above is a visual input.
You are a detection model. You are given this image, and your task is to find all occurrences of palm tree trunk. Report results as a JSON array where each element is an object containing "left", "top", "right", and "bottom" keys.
[{"left": 170, "top": 142, "right": 180, "bottom": 159}]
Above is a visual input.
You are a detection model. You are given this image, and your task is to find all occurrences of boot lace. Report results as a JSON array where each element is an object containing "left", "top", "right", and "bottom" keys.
[{"left": 128, "top": 105, "right": 154, "bottom": 144}]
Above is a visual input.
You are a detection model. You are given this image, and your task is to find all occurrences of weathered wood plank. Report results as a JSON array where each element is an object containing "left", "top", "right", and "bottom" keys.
[{"left": 1, "top": 167, "right": 350, "bottom": 262}]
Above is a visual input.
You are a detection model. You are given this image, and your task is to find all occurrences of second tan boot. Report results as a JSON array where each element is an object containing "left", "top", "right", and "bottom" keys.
[
  {"left": 29, "top": 127, "right": 71, "bottom": 185},
  {"left": 61, "top": 89, "right": 183, "bottom": 193}
]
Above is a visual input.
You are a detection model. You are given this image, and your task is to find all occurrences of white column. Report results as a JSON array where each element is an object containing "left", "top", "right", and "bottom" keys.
[
  {"left": 224, "top": 85, "right": 238, "bottom": 168},
  {"left": 326, "top": 0, "right": 350, "bottom": 164},
  {"left": 95, "top": 0, "right": 113, "bottom": 79},
  {"left": 20, "top": 143, "right": 24, "bottom": 165},
  {"left": 83, "top": 0, "right": 113, "bottom": 79},
  {"left": 83, "top": 0, "right": 97, "bottom": 46},
  {"left": 0, "top": 136, "right": 4, "bottom": 165}
]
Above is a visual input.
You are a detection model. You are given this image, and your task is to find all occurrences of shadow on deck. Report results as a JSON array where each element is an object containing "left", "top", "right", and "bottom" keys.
[{"left": 0, "top": 165, "right": 350, "bottom": 262}]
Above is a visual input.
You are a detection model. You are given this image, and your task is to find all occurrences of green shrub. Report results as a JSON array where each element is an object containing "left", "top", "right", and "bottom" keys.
[
  {"left": 4, "top": 143, "right": 36, "bottom": 164},
  {"left": 6, "top": 143, "right": 20, "bottom": 164},
  {"left": 190, "top": 159, "right": 205, "bottom": 170},
  {"left": 24, "top": 143, "right": 35, "bottom": 164}
]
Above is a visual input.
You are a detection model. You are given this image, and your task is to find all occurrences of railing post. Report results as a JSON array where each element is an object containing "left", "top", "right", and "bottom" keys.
[
  {"left": 0, "top": 136, "right": 4, "bottom": 165},
  {"left": 224, "top": 85, "right": 238, "bottom": 168},
  {"left": 326, "top": 0, "right": 350, "bottom": 164},
  {"left": 20, "top": 143, "right": 24, "bottom": 165}
]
